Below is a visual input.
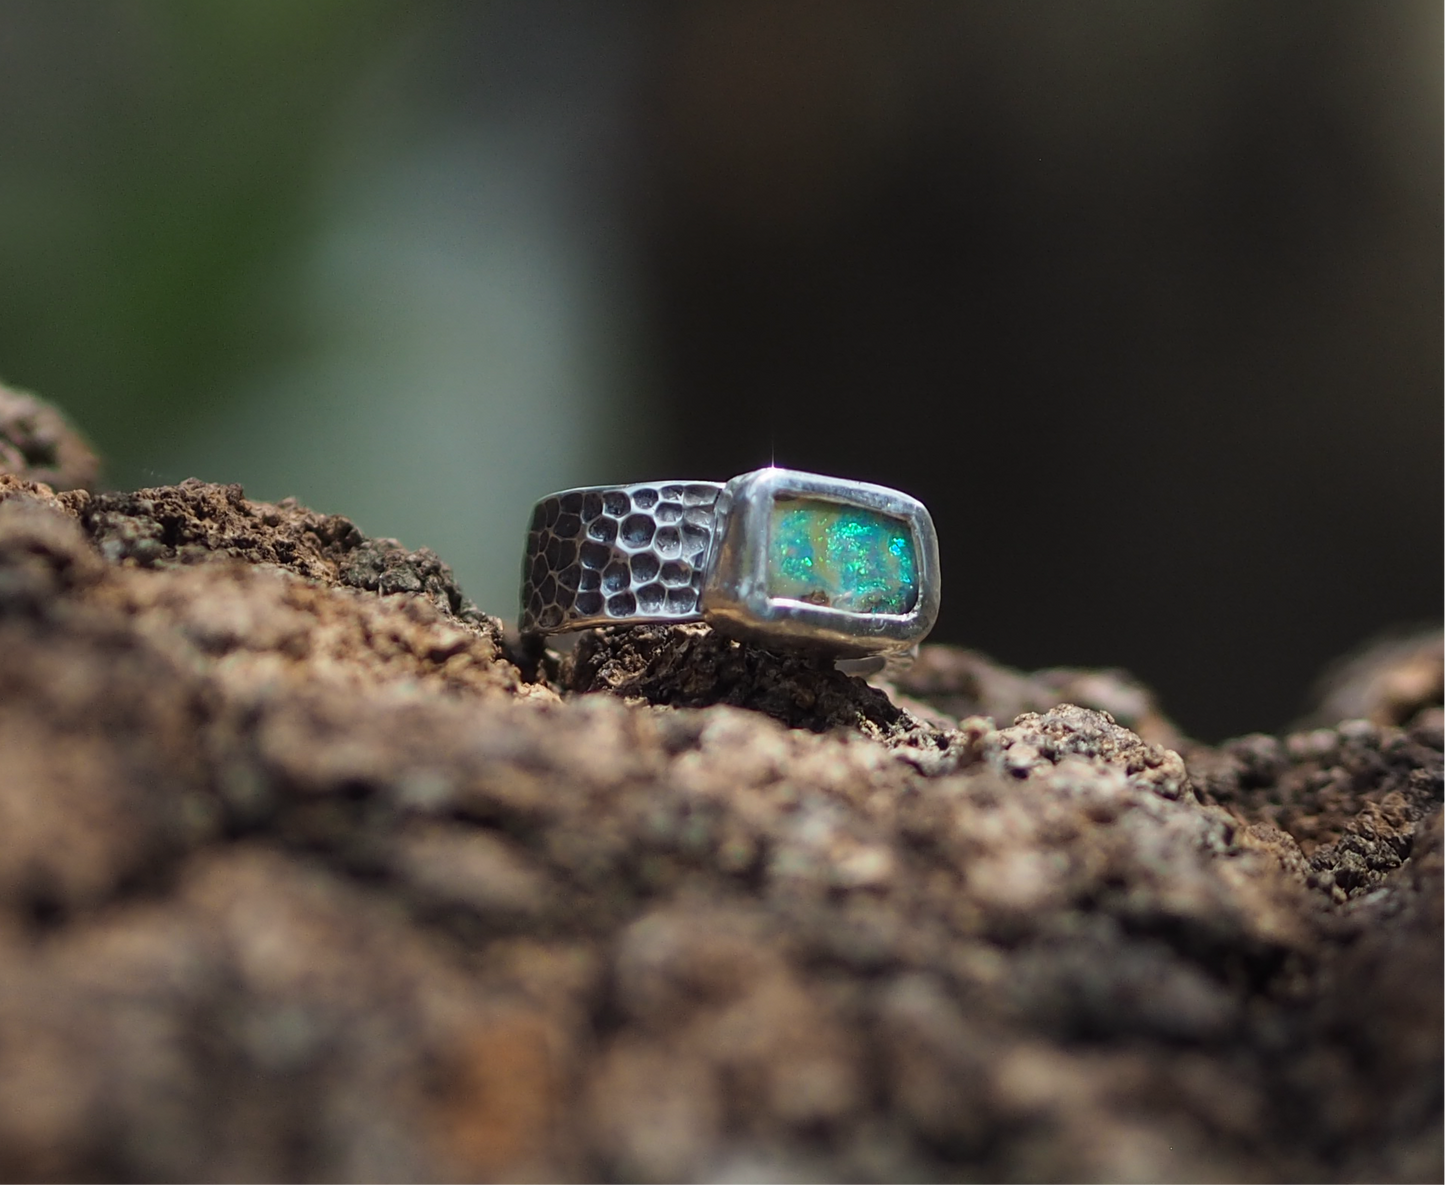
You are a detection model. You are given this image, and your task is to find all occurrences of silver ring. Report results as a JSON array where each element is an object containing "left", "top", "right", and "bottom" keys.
[{"left": 520, "top": 467, "right": 940, "bottom": 657}]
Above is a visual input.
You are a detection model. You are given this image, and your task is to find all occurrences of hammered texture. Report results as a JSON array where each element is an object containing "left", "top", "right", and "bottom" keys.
[{"left": 520, "top": 481, "right": 723, "bottom": 634}]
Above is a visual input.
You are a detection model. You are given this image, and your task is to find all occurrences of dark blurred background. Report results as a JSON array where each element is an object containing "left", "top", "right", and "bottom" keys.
[{"left": 0, "top": 0, "right": 1438, "bottom": 739}]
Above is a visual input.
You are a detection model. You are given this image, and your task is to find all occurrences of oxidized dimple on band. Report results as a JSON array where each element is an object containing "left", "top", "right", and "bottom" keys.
[{"left": 520, "top": 467, "right": 940, "bottom": 658}]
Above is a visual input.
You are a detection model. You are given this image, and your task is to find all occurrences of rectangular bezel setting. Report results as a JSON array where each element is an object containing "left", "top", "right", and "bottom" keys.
[{"left": 702, "top": 468, "right": 940, "bottom": 657}]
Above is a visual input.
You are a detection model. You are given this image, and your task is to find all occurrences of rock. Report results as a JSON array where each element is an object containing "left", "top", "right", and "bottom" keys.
[
  {"left": 1191, "top": 717, "right": 1443, "bottom": 901},
  {"left": 70, "top": 477, "right": 494, "bottom": 626},
  {"left": 887, "top": 643, "right": 1186, "bottom": 750},
  {"left": 1301, "top": 626, "right": 1443, "bottom": 731},
  {"left": 0, "top": 381, "right": 100, "bottom": 491},
  {"left": 563, "top": 620, "right": 909, "bottom": 734},
  {"left": 0, "top": 417, "right": 1434, "bottom": 1181}
]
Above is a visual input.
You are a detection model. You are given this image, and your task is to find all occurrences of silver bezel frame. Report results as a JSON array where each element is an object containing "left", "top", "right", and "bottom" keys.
[{"left": 701, "top": 467, "right": 940, "bottom": 657}]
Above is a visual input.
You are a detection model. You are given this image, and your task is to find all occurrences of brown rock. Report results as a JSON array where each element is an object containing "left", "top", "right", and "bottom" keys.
[
  {"left": 0, "top": 414, "right": 1433, "bottom": 1182},
  {"left": 888, "top": 642, "right": 1187, "bottom": 749},
  {"left": 70, "top": 477, "right": 497, "bottom": 627},
  {"left": 0, "top": 382, "right": 100, "bottom": 491},
  {"left": 1302, "top": 627, "right": 1444, "bottom": 730},
  {"left": 564, "top": 620, "right": 909, "bottom": 734},
  {"left": 1191, "top": 718, "right": 1443, "bottom": 900}
]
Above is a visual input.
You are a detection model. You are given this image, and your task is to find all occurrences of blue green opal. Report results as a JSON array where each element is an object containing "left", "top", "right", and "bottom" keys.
[{"left": 768, "top": 497, "right": 918, "bottom": 614}]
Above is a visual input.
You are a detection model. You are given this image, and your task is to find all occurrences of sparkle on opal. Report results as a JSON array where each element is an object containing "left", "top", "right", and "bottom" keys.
[{"left": 768, "top": 496, "right": 918, "bottom": 614}]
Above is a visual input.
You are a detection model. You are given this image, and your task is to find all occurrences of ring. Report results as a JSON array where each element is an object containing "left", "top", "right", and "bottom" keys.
[{"left": 520, "top": 467, "right": 939, "bottom": 657}]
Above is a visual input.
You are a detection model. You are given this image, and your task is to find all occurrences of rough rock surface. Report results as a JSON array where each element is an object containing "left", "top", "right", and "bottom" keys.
[
  {"left": 0, "top": 381, "right": 99, "bottom": 491},
  {"left": 1300, "top": 627, "right": 1444, "bottom": 730},
  {"left": 887, "top": 642, "right": 1187, "bottom": 750},
  {"left": 0, "top": 459, "right": 1437, "bottom": 1182},
  {"left": 1189, "top": 716, "right": 1442, "bottom": 903}
]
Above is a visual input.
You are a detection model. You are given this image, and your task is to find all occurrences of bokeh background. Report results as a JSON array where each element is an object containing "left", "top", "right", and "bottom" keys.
[{"left": 0, "top": 0, "right": 1438, "bottom": 739}]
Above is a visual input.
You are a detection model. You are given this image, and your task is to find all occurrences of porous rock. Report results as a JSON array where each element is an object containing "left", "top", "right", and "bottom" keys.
[
  {"left": 0, "top": 381, "right": 100, "bottom": 491},
  {"left": 564, "top": 621, "right": 909, "bottom": 734},
  {"left": 0, "top": 462, "right": 1435, "bottom": 1182},
  {"left": 1300, "top": 627, "right": 1443, "bottom": 730},
  {"left": 1191, "top": 715, "right": 1443, "bottom": 902},
  {"left": 887, "top": 642, "right": 1187, "bottom": 749}
]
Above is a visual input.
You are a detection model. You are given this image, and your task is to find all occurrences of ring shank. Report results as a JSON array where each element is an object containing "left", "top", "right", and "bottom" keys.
[{"left": 519, "top": 480, "right": 723, "bottom": 636}]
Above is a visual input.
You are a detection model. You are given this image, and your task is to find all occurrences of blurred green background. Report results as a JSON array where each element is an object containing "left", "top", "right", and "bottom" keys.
[{"left": 0, "top": 1, "right": 1438, "bottom": 739}]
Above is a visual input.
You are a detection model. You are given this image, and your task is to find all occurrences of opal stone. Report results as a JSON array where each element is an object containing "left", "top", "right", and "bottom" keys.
[{"left": 768, "top": 496, "right": 918, "bottom": 614}]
